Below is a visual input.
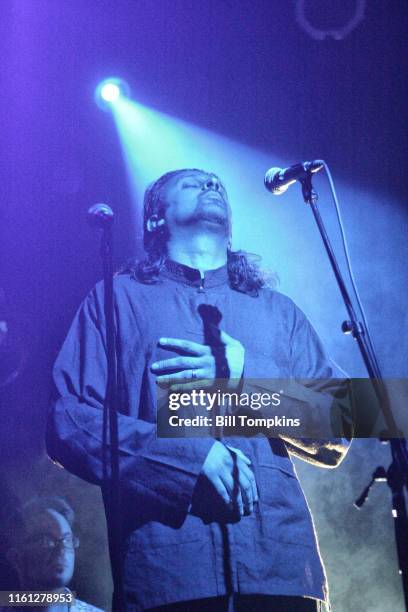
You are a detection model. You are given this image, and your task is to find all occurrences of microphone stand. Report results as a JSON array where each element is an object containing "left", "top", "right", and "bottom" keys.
[
  {"left": 89, "top": 206, "right": 125, "bottom": 611},
  {"left": 300, "top": 172, "right": 408, "bottom": 610}
]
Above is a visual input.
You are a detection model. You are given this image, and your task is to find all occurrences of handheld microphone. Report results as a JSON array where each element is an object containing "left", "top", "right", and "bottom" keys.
[
  {"left": 264, "top": 160, "right": 324, "bottom": 196},
  {"left": 87, "top": 203, "right": 114, "bottom": 228}
]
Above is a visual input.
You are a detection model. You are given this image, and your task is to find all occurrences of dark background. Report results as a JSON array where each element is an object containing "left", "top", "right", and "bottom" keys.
[{"left": 1, "top": 1, "right": 407, "bottom": 610}]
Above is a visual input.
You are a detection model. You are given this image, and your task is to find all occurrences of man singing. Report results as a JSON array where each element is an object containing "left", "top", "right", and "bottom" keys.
[{"left": 47, "top": 169, "right": 351, "bottom": 611}]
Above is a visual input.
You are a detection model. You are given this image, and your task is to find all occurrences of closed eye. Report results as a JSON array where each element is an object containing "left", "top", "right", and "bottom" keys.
[{"left": 182, "top": 181, "right": 201, "bottom": 188}]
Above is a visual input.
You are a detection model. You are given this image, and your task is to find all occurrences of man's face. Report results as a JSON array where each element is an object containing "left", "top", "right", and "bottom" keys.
[
  {"left": 18, "top": 509, "right": 76, "bottom": 590},
  {"left": 160, "top": 170, "right": 232, "bottom": 237}
]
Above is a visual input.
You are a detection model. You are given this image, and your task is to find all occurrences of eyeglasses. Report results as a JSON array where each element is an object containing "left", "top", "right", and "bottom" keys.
[{"left": 28, "top": 534, "right": 80, "bottom": 551}]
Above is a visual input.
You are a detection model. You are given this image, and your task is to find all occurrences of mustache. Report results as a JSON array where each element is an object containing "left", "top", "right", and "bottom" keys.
[{"left": 199, "top": 192, "right": 227, "bottom": 205}]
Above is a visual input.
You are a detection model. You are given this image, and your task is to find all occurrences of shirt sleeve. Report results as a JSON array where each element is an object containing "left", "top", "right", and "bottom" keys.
[
  {"left": 46, "top": 285, "right": 214, "bottom": 523},
  {"left": 241, "top": 298, "right": 353, "bottom": 445}
]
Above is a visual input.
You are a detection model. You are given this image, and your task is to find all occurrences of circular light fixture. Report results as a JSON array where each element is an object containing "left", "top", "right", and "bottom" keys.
[
  {"left": 95, "top": 77, "right": 130, "bottom": 110},
  {"left": 101, "top": 82, "right": 121, "bottom": 103}
]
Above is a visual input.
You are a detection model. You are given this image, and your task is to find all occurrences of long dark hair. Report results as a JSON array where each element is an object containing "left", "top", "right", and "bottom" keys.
[{"left": 119, "top": 169, "right": 274, "bottom": 296}]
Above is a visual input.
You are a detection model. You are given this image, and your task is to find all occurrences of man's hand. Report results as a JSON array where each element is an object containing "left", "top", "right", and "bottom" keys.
[
  {"left": 199, "top": 441, "right": 258, "bottom": 516},
  {"left": 151, "top": 332, "right": 245, "bottom": 390}
]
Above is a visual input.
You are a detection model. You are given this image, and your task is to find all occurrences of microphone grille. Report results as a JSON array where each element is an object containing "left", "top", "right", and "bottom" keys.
[
  {"left": 264, "top": 167, "right": 283, "bottom": 193},
  {"left": 87, "top": 203, "right": 114, "bottom": 228}
]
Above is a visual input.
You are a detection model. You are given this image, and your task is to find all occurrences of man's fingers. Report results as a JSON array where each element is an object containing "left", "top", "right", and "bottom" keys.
[
  {"left": 225, "top": 446, "right": 256, "bottom": 514},
  {"left": 151, "top": 356, "right": 203, "bottom": 372},
  {"left": 156, "top": 368, "right": 206, "bottom": 382},
  {"left": 226, "top": 445, "right": 252, "bottom": 465},
  {"left": 237, "top": 465, "right": 257, "bottom": 513},
  {"left": 219, "top": 330, "right": 235, "bottom": 345},
  {"left": 213, "top": 477, "right": 232, "bottom": 506},
  {"left": 233, "top": 490, "right": 244, "bottom": 516},
  {"left": 249, "top": 469, "right": 259, "bottom": 504},
  {"left": 158, "top": 338, "right": 209, "bottom": 356},
  {"left": 220, "top": 474, "right": 244, "bottom": 516},
  {"left": 200, "top": 441, "right": 255, "bottom": 517},
  {"left": 239, "top": 460, "right": 259, "bottom": 504}
]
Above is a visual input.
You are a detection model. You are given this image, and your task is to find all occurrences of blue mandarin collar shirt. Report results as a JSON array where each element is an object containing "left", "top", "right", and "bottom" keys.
[{"left": 47, "top": 259, "right": 349, "bottom": 610}]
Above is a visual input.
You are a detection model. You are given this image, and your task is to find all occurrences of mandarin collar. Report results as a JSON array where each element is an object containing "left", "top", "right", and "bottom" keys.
[{"left": 161, "top": 259, "right": 229, "bottom": 288}]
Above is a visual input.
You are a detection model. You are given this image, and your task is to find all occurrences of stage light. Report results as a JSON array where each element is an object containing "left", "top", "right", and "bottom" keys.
[
  {"left": 101, "top": 83, "right": 120, "bottom": 102},
  {"left": 95, "top": 77, "right": 130, "bottom": 111}
]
